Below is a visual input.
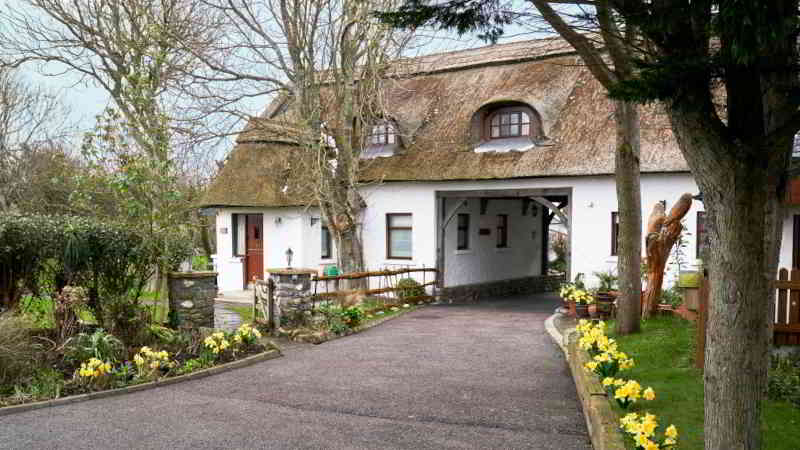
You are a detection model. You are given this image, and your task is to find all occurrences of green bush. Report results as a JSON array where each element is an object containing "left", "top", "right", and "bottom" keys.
[
  {"left": 339, "top": 306, "right": 365, "bottom": 328},
  {"left": 768, "top": 353, "right": 800, "bottom": 409},
  {"left": 396, "top": 278, "right": 424, "bottom": 300},
  {"left": 63, "top": 329, "right": 124, "bottom": 366},
  {"left": 660, "top": 286, "right": 683, "bottom": 308},
  {"left": 0, "top": 214, "right": 190, "bottom": 331},
  {"left": 19, "top": 295, "right": 55, "bottom": 328}
]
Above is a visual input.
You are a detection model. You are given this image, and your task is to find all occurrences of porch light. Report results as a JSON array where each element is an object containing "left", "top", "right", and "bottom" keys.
[{"left": 286, "top": 247, "right": 293, "bottom": 268}]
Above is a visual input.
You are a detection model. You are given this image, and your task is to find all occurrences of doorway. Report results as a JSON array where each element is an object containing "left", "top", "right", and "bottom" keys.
[{"left": 245, "top": 214, "right": 264, "bottom": 285}]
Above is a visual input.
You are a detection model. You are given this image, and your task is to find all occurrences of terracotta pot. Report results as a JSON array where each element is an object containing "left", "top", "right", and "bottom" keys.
[{"left": 575, "top": 303, "right": 590, "bottom": 318}]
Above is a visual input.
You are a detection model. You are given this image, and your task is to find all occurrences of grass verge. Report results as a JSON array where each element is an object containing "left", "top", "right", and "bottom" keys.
[{"left": 606, "top": 315, "right": 800, "bottom": 449}]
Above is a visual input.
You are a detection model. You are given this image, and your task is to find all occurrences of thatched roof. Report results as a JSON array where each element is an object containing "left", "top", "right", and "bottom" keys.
[{"left": 201, "top": 39, "right": 687, "bottom": 208}]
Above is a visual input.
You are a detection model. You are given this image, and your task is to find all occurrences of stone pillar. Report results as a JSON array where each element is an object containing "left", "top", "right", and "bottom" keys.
[
  {"left": 168, "top": 272, "right": 217, "bottom": 329},
  {"left": 266, "top": 268, "right": 318, "bottom": 325}
]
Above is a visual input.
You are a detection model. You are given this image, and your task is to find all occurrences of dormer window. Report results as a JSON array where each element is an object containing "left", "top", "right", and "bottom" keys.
[
  {"left": 370, "top": 122, "right": 396, "bottom": 145},
  {"left": 489, "top": 110, "right": 532, "bottom": 139},
  {"left": 362, "top": 120, "right": 399, "bottom": 159}
]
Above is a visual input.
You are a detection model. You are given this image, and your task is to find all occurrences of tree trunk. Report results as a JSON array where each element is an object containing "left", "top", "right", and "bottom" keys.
[
  {"left": 703, "top": 182, "right": 779, "bottom": 450},
  {"left": 667, "top": 105, "right": 784, "bottom": 450},
  {"left": 614, "top": 100, "right": 643, "bottom": 335}
]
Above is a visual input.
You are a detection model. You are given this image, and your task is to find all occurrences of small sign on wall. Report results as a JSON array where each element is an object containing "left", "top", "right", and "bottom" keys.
[{"left": 479, "top": 228, "right": 491, "bottom": 236}]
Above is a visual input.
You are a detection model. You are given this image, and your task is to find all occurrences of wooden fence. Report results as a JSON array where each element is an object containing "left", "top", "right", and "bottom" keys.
[
  {"left": 252, "top": 267, "right": 438, "bottom": 330},
  {"left": 775, "top": 268, "right": 800, "bottom": 346},
  {"left": 310, "top": 267, "right": 438, "bottom": 303},
  {"left": 696, "top": 267, "right": 800, "bottom": 369}
]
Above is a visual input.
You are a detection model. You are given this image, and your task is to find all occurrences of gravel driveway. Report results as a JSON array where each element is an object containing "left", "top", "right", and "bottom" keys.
[{"left": 0, "top": 293, "right": 590, "bottom": 450}]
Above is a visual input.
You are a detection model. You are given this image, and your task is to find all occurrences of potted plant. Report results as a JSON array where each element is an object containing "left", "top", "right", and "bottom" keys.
[
  {"left": 593, "top": 269, "right": 618, "bottom": 319},
  {"left": 569, "top": 288, "right": 594, "bottom": 318},
  {"left": 559, "top": 273, "right": 586, "bottom": 317}
]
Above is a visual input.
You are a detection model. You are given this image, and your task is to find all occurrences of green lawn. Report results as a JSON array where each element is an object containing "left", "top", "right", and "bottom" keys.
[{"left": 606, "top": 316, "right": 800, "bottom": 449}]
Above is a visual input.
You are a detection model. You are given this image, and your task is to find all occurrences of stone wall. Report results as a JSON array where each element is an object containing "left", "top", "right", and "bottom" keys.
[
  {"left": 440, "top": 274, "right": 565, "bottom": 303},
  {"left": 168, "top": 272, "right": 217, "bottom": 329}
]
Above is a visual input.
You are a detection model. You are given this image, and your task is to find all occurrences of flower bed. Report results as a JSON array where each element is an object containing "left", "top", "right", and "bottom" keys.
[
  {"left": 584, "top": 315, "right": 800, "bottom": 449},
  {"left": 576, "top": 319, "right": 679, "bottom": 449},
  {"left": 0, "top": 318, "right": 271, "bottom": 408}
]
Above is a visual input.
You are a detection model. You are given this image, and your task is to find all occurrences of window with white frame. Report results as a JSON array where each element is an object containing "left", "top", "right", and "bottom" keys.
[
  {"left": 387, "top": 213, "right": 412, "bottom": 259},
  {"left": 370, "top": 122, "right": 397, "bottom": 145}
]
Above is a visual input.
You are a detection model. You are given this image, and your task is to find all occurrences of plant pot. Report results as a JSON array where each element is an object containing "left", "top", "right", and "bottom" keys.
[
  {"left": 594, "top": 292, "right": 615, "bottom": 319},
  {"left": 568, "top": 300, "right": 577, "bottom": 317},
  {"left": 575, "top": 303, "right": 590, "bottom": 318}
]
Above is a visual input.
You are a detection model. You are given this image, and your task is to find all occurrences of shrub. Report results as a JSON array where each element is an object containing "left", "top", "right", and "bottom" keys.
[
  {"left": 339, "top": 306, "right": 365, "bottom": 328},
  {"left": 19, "top": 295, "right": 55, "bottom": 328},
  {"left": 396, "top": 278, "right": 424, "bottom": 300},
  {"left": 0, "top": 214, "right": 190, "bottom": 315},
  {"left": 659, "top": 286, "right": 683, "bottom": 308},
  {"left": 63, "top": 329, "right": 124, "bottom": 366},
  {"left": 768, "top": 353, "right": 800, "bottom": 409}
]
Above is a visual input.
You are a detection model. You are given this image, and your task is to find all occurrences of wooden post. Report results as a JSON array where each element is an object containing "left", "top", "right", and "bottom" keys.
[
  {"left": 268, "top": 278, "right": 279, "bottom": 334},
  {"left": 695, "top": 269, "right": 710, "bottom": 370}
]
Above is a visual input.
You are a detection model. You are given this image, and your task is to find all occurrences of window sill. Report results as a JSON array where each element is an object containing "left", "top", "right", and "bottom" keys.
[
  {"left": 454, "top": 249, "right": 473, "bottom": 255},
  {"left": 384, "top": 259, "right": 415, "bottom": 265}
]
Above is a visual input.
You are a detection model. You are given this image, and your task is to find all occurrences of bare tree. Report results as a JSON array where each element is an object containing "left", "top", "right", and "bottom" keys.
[
  {"left": 0, "top": 0, "right": 228, "bottom": 169},
  {"left": 0, "top": 67, "right": 73, "bottom": 212},
  {"left": 198, "top": 0, "right": 412, "bottom": 276},
  {"left": 0, "top": 0, "right": 229, "bottom": 292},
  {"left": 378, "top": 2, "right": 644, "bottom": 331}
]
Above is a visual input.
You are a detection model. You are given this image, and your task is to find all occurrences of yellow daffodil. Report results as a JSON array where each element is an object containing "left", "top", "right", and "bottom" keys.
[
  {"left": 665, "top": 424, "right": 678, "bottom": 439},
  {"left": 643, "top": 387, "right": 656, "bottom": 401}
]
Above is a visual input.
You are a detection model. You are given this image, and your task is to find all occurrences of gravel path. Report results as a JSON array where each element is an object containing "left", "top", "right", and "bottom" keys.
[{"left": 0, "top": 293, "right": 590, "bottom": 450}]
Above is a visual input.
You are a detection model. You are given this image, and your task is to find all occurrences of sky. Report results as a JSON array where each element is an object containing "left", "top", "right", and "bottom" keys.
[{"left": 5, "top": 0, "right": 548, "bottom": 159}]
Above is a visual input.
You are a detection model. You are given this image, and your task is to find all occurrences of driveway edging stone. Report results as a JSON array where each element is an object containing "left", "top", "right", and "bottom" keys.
[{"left": 546, "top": 311, "right": 627, "bottom": 450}]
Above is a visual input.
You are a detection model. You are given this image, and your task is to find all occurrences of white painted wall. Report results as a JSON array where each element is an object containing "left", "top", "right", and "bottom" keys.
[
  {"left": 441, "top": 198, "right": 542, "bottom": 286},
  {"left": 213, "top": 171, "right": 800, "bottom": 293}
]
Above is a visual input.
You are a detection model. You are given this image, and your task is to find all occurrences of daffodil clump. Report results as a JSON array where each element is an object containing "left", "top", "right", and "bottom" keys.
[
  {"left": 233, "top": 323, "right": 262, "bottom": 346},
  {"left": 584, "top": 348, "right": 635, "bottom": 378},
  {"left": 75, "top": 357, "right": 114, "bottom": 390},
  {"left": 567, "top": 288, "right": 594, "bottom": 304},
  {"left": 620, "top": 412, "right": 678, "bottom": 449},
  {"left": 612, "top": 379, "right": 658, "bottom": 409},
  {"left": 204, "top": 331, "right": 231, "bottom": 355},
  {"left": 560, "top": 284, "right": 577, "bottom": 300},
  {"left": 133, "top": 346, "right": 173, "bottom": 381},
  {"left": 577, "top": 320, "right": 612, "bottom": 355}
]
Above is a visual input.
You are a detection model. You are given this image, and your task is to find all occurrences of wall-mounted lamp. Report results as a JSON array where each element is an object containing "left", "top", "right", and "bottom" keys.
[
  {"left": 310, "top": 217, "right": 320, "bottom": 227},
  {"left": 285, "top": 247, "right": 294, "bottom": 268},
  {"left": 274, "top": 217, "right": 282, "bottom": 225}
]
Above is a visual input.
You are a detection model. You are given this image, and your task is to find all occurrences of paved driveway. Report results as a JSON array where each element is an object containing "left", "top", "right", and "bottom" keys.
[{"left": 0, "top": 294, "right": 590, "bottom": 449}]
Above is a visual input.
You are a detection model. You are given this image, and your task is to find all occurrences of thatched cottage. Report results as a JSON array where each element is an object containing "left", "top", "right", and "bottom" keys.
[{"left": 200, "top": 38, "right": 800, "bottom": 298}]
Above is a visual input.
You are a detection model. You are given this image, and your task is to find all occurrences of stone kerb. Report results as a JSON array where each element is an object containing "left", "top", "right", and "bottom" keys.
[{"left": 168, "top": 271, "right": 217, "bottom": 329}]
